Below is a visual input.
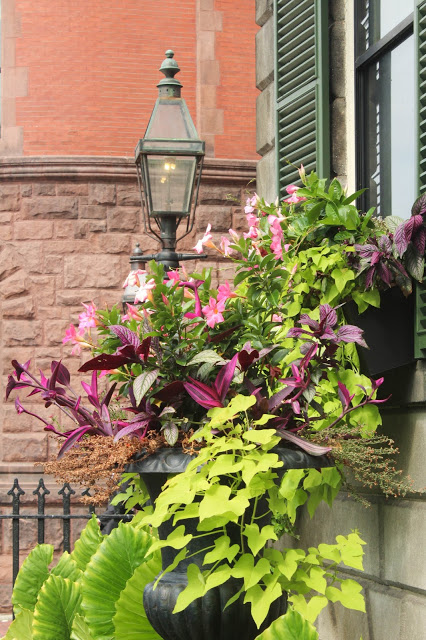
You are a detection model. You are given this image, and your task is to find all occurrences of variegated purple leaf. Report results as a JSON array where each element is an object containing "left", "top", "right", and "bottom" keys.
[
  {"left": 268, "top": 386, "right": 294, "bottom": 411},
  {"left": 319, "top": 304, "right": 337, "bottom": 328},
  {"left": 276, "top": 429, "right": 332, "bottom": 456},
  {"left": 413, "top": 226, "right": 426, "bottom": 256},
  {"left": 57, "top": 426, "right": 94, "bottom": 459},
  {"left": 394, "top": 222, "right": 409, "bottom": 257},
  {"left": 162, "top": 422, "right": 179, "bottom": 446},
  {"left": 133, "top": 369, "right": 159, "bottom": 406},
  {"left": 51, "top": 361, "right": 71, "bottom": 386},
  {"left": 412, "top": 193, "right": 426, "bottom": 216},
  {"left": 159, "top": 406, "right": 176, "bottom": 418},
  {"left": 109, "top": 325, "right": 141, "bottom": 348},
  {"left": 298, "top": 313, "right": 320, "bottom": 330},
  {"left": 376, "top": 261, "right": 393, "bottom": 287},
  {"left": 114, "top": 420, "right": 149, "bottom": 441},
  {"left": 378, "top": 234, "right": 392, "bottom": 254},
  {"left": 336, "top": 325, "right": 368, "bottom": 348},
  {"left": 354, "top": 244, "right": 379, "bottom": 259},
  {"left": 337, "top": 381, "right": 354, "bottom": 410},
  {"left": 184, "top": 378, "right": 223, "bottom": 409},
  {"left": 365, "top": 266, "right": 376, "bottom": 289},
  {"left": 405, "top": 244, "right": 425, "bottom": 281},
  {"left": 286, "top": 327, "right": 307, "bottom": 338}
]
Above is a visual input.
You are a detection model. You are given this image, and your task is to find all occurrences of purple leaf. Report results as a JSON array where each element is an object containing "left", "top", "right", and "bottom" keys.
[
  {"left": 114, "top": 420, "right": 149, "bottom": 441},
  {"left": 109, "top": 325, "right": 141, "bottom": 348},
  {"left": 286, "top": 327, "right": 307, "bottom": 338},
  {"left": 413, "top": 227, "right": 426, "bottom": 256},
  {"left": 412, "top": 193, "right": 426, "bottom": 216},
  {"left": 365, "top": 266, "right": 376, "bottom": 289},
  {"left": 336, "top": 325, "right": 368, "bottom": 349},
  {"left": 298, "top": 314, "right": 320, "bottom": 331},
  {"left": 376, "top": 261, "right": 393, "bottom": 287},
  {"left": 153, "top": 381, "right": 185, "bottom": 402},
  {"left": 337, "top": 381, "right": 353, "bottom": 410},
  {"left": 378, "top": 234, "right": 392, "bottom": 254},
  {"left": 405, "top": 244, "right": 425, "bottom": 282},
  {"left": 215, "top": 353, "right": 239, "bottom": 402},
  {"left": 354, "top": 244, "right": 378, "bottom": 259},
  {"left": 57, "top": 426, "right": 94, "bottom": 459},
  {"left": 79, "top": 351, "right": 134, "bottom": 372},
  {"left": 51, "top": 361, "right": 71, "bottom": 387},
  {"left": 184, "top": 379, "right": 223, "bottom": 409},
  {"left": 136, "top": 337, "right": 152, "bottom": 362},
  {"left": 238, "top": 349, "right": 260, "bottom": 372},
  {"left": 11, "top": 360, "right": 31, "bottom": 381},
  {"left": 319, "top": 304, "right": 337, "bottom": 329},
  {"left": 102, "top": 383, "right": 117, "bottom": 408},
  {"left": 268, "top": 386, "right": 294, "bottom": 411},
  {"left": 276, "top": 429, "right": 332, "bottom": 456}
]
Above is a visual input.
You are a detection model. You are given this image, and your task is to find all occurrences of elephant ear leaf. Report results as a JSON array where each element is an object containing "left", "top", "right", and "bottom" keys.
[
  {"left": 70, "top": 613, "right": 95, "bottom": 640},
  {"left": 3, "top": 608, "right": 33, "bottom": 640},
  {"left": 81, "top": 522, "right": 159, "bottom": 640},
  {"left": 70, "top": 515, "right": 104, "bottom": 572},
  {"left": 113, "top": 559, "right": 162, "bottom": 639},
  {"left": 11, "top": 544, "right": 53, "bottom": 615},
  {"left": 254, "top": 608, "right": 319, "bottom": 640},
  {"left": 32, "top": 575, "right": 82, "bottom": 640},
  {"left": 51, "top": 552, "right": 82, "bottom": 582}
]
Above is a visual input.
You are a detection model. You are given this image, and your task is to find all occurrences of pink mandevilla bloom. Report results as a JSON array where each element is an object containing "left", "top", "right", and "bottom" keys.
[
  {"left": 244, "top": 193, "right": 259, "bottom": 214},
  {"left": 246, "top": 213, "right": 259, "bottom": 228},
  {"left": 220, "top": 236, "right": 234, "bottom": 257},
  {"left": 272, "top": 314, "right": 283, "bottom": 323},
  {"left": 122, "top": 269, "right": 147, "bottom": 289},
  {"left": 243, "top": 226, "right": 259, "bottom": 240},
  {"left": 78, "top": 302, "right": 97, "bottom": 331},
  {"left": 122, "top": 303, "right": 144, "bottom": 322},
  {"left": 194, "top": 224, "right": 213, "bottom": 254},
  {"left": 217, "top": 281, "right": 236, "bottom": 303},
  {"left": 229, "top": 228, "right": 240, "bottom": 242},
  {"left": 202, "top": 297, "right": 226, "bottom": 328},
  {"left": 134, "top": 278, "right": 156, "bottom": 303},
  {"left": 62, "top": 324, "right": 86, "bottom": 355},
  {"left": 283, "top": 184, "right": 306, "bottom": 204},
  {"left": 167, "top": 270, "right": 181, "bottom": 284}
]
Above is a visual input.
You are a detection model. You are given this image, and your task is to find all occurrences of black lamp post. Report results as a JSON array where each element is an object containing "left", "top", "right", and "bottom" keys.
[{"left": 134, "top": 50, "right": 206, "bottom": 271}]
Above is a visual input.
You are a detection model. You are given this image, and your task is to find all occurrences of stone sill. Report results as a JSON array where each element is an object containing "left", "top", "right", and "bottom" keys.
[{"left": 0, "top": 156, "right": 257, "bottom": 183}]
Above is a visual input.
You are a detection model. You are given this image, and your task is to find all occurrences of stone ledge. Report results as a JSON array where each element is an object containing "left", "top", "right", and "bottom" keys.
[{"left": 0, "top": 156, "right": 257, "bottom": 184}]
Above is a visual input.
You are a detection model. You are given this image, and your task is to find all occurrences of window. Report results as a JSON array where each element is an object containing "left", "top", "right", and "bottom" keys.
[{"left": 355, "top": 1, "right": 417, "bottom": 218}]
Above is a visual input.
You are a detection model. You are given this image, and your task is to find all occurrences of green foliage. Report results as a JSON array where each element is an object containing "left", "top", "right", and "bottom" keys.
[
  {"left": 254, "top": 607, "right": 319, "bottom": 640},
  {"left": 4, "top": 517, "right": 160, "bottom": 640}
]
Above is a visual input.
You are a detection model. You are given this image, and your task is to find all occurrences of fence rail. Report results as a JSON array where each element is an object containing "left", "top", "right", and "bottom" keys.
[{"left": 0, "top": 478, "right": 129, "bottom": 587}]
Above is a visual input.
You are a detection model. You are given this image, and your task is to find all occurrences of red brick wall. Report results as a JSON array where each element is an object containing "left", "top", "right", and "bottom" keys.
[
  {"left": 10, "top": 0, "right": 258, "bottom": 159},
  {"left": 15, "top": 0, "right": 197, "bottom": 156}
]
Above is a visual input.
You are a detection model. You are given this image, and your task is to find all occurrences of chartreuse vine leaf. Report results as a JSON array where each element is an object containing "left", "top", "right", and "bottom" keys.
[
  {"left": 70, "top": 515, "right": 104, "bottom": 572},
  {"left": 326, "top": 579, "right": 366, "bottom": 612},
  {"left": 232, "top": 555, "right": 270, "bottom": 591},
  {"left": 51, "top": 552, "right": 82, "bottom": 582},
  {"left": 290, "top": 593, "right": 328, "bottom": 624},
  {"left": 277, "top": 549, "right": 306, "bottom": 581},
  {"left": 199, "top": 484, "right": 249, "bottom": 522},
  {"left": 81, "top": 523, "right": 158, "bottom": 640},
  {"left": 244, "top": 524, "right": 277, "bottom": 556},
  {"left": 3, "top": 608, "right": 33, "bottom": 640},
  {"left": 173, "top": 564, "right": 206, "bottom": 613},
  {"left": 203, "top": 535, "right": 240, "bottom": 565},
  {"left": 254, "top": 607, "right": 318, "bottom": 640},
  {"left": 11, "top": 543, "right": 53, "bottom": 614},
  {"left": 32, "top": 575, "right": 82, "bottom": 640},
  {"left": 208, "top": 453, "right": 243, "bottom": 477},
  {"left": 113, "top": 560, "right": 162, "bottom": 640},
  {"left": 70, "top": 614, "right": 94, "bottom": 640},
  {"left": 150, "top": 525, "right": 192, "bottom": 552},
  {"left": 335, "top": 532, "right": 366, "bottom": 570},
  {"left": 242, "top": 429, "right": 278, "bottom": 444},
  {"left": 244, "top": 579, "right": 283, "bottom": 629}
]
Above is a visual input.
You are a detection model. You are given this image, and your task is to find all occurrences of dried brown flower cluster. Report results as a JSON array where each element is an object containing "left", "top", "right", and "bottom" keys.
[{"left": 44, "top": 431, "right": 200, "bottom": 505}]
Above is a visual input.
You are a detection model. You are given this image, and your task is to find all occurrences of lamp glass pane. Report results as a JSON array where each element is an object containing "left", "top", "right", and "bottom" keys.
[{"left": 147, "top": 156, "right": 196, "bottom": 215}]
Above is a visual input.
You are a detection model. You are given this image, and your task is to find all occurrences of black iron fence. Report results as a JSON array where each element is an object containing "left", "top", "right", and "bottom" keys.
[{"left": 0, "top": 478, "right": 129, "bottom": 588}]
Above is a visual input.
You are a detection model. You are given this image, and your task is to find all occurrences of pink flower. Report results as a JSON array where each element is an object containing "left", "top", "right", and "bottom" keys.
[
  {"left": 122, "top": 304, "right": 144, "bottom": 322},
  {"left": 246, "top": 213, "right": 259, "bottom": 228},
  {"left": 134, "top": 278, "right": 156, "bottom": 303},
  {"left": 202, "top": 297, "right": 226, "bottom": 328},
  {"left": 62, "top": 324, "right": 87, "bottom": 355},
  {"left": 167, "top": 270, "right": 181, "bottom": 284},
  {"left": 298, "top": 164, "right": 305, "bottom": 181},
  {"left": 272, "top": 314, "right": 283, "bottom": 323},
  {"left": 122, "top": 269, "right": 147, "bottom": 289},
  {"left": 270, "top": 235, "right": 283, "bottom": 260},
  {"left": 78, "top": 302, "right": 97, "bottom": 331},
  {"left": 283, "top": 184, "right": 306, "bottom": 204},
  {"left": 217, "top": 281, "right": 237, "bottom": 302},
  {"left": 243, "top": 226, "right": 258, "bottom": 240},
  {"left": 194, "top": 224, "right": 214, "bottom": 254},
  {"left": 244, "top": 193, "right": 259, "bottom": 214},
  {"left": 229, "top": 228, "right": 240, "bottom": 242},
  {"left": 220, "top": 236, "right": 234, "bottom": 257}
]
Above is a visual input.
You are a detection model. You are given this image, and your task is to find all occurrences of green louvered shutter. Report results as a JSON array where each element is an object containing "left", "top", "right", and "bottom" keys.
[
  {"left": 415, "top": 0, "right": 426, "bottom": 358},
  {"left": 275, "top": 0, "right": 330, "bottom": 198}
]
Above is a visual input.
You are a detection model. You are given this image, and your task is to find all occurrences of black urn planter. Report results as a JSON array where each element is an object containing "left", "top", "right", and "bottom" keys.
[
  {"left": 128, "top": 447, "right": 332, "bottom": 640},
  {"left": 345, "top": 286, "right": 414, "bottom": 376}
]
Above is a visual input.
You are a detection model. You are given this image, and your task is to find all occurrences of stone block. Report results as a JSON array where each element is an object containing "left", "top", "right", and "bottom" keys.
[
  {"left": 381, "top": 407, "right": 426, "bottom": 489},
  {"left": 255, "top": 17, "right": 274, "bottom": 91},
  {"left": 2, "top": 320, "right": 43, "bottom": 347},
  {"left": 402, "top": 596, "right": 426, "bottom": 640},
  {"left": 256, "top": 82, "right": 275, "bottom": 155},
  {"left": 14, "top": 220, "right": 54, "bottom": 240},
  {"left": 23, "top": 196, "right": 78, "bottom": 219},
  {"left": 3, "top": 434, "right": 48, "bottom": 462},
  {"left": 382, "top": 500, "right": 426, "bottom": 590},
  {"left": 0, "top": 212, "right": 12, "bottom": 224},
  {"left": 196, "top": 205, "right": 232, "bottom": 232},
  {"left": 330, "top": 21, "right": 346, "bottom": 99},
  {"left": 32, "top": 182, "right": 56, "bottom": 197},
  {"left": 369, "top": 588, "right": 402, "bottom": 640},
  {"left": 54, "top": 220, "right": 74, "bottom": 238},
  {"left": 331, "top": 98, "right": 347, "bottom": 176},
  {"left": 330, "top": 0, "right": 346, "bottom": 22},
  {"left": 0, "top": 185, "right": 20, "bottom": 211},
  {"left": 88, "top": 183, "right": 116, "bottom": 205},
  {"left": 107, "top": 207, "right": 138, "bottom": 232},
  {"left": 44, "top": 320, "right": 69, "bottom": 346},
  {"left": 0, "top": 270, "right": 28, "bottom": 299},
  {"left": 96, "top": 234, "right": 133, "bottom": 254},
  {"left": 0, "top": 225, "right": 12, "bottom": 241},
  {"left": 315, "top": 601, "right": 369, "bottom": 640},
  {"left": 2, "top": 404, "right": 41, "bottom": 433},
  {"left": 64, "top": 254, "right": 122, "bottom": 288},
  {"left": 199, "top": 10, "right": 222, "bottom": 32},
  {"left": 79, "top": 205, "right": 107, "bottom": 219},
  {"left": 256, "top": 0, "right": 273, "bottom": 27},
  {"left": 198, "top": 30, "right": 215, "bottom": 62},
  {"left": 200, "top": 109, "right": 224, "bottom": 135},
  {"left": 2, "top": 507, "right": 38, "bottom": 552},
  {"left": 56, "top": 290, "right": 99, "bottom": 306},
  {"left": 256, "top": 150, "right": 277, "bottom": 203},
  {"left": 57, "top": 183, "right": 89, "bottom": 196},
  {"left": 116, "top": 184, "right": 141, "bottom": 207},
  {"left": 87, "top": 220, "right": 107, "bottom": 233},
  {"left": 199, "top": 60, "right": 220, "bottom": 86},
  {"left": 198, "top": 184, "right": 241, "bottom": 206},
  {"left": 20, "top": 184, "right": 32, "bottom": 198},
  {"left": 29, "top": 274, "right": 55, "bottom": 299},
  {"left": 74, "top": 221, "right": 88, "bottom": 239},
  {"left": 2, "top": 295, "right": 34, "bottom": 318}
]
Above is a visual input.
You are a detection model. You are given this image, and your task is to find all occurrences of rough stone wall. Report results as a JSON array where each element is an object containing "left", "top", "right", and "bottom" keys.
[
  {"left": 256, "top": 1, "right": 426, "bottom": 638},
  {"left": 0, "top": 156, "right": 255, "bottom": 613}
]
